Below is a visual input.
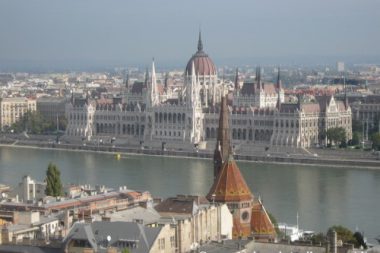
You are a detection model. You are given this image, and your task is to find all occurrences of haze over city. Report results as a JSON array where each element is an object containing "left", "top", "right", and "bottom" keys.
[
  {"left": 1, "top": 0, "right": 380, "bottom": 71},
  {"left": 1, "top": 0, "right": 380, "bottom": 252}
]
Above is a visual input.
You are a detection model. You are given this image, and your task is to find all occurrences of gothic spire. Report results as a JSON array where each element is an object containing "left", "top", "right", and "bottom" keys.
[
  {"left": 297, "top": 94, "right": 302, "bottom": 110},
  {"left": 256, "top": 66, "right": 261, "bottom": 90},
  {"left": 189, "top": 61, "right": 197, "bottom": 107},
  {"left": 164, "top": 72, "right": 169, "bottom": 92},
  {"left": 151, "top": 58, "right": 158, "bottom": 105},
  {"left": 125, "top": 70, "right": 129, "bottom": 89},
  {"left": 234, "top": 68, "right": 239, "bottom": 91},
  {"left": 213, "top": 95, "right": 231, "bottom": 180},
  {"left": 197, "top": 29, "right": 203, "bottom": 52},
  {"left": 144, "top": 67, "right": 149, "bottom": 88},
  {"left": 276, "top": 67, "right": 282, "bottom": 110},
  {"left": 343, "top": 74, "right": 348, "bottom": 109}
]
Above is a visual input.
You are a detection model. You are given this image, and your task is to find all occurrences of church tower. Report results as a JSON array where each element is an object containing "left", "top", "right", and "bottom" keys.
[
  {"left": 213, "top": 95, "right": 230, "bottom": 180},
  {"left": 207, "top": 94, "right": 276, "bottom": 240},
  {"left": 207, "top": 95, "right": 254, "bottom": 238}
]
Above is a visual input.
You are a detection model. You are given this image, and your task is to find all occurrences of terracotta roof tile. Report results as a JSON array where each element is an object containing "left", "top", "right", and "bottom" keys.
[
  {"left": 207, "top": 156, "right": 253, "bottom": 203},
  {"left": 251, "top": 200, "right": 276, "bottom": 238}
]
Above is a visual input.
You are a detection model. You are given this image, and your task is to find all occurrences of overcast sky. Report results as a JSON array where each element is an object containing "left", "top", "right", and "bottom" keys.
[{"left": 0, "top": 0, "right": 379, "bottom": 71}]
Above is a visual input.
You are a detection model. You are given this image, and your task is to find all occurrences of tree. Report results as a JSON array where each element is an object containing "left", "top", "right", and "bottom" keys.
[
  {"left": 11, "top": 110, "right": 55, "bottom": 134},
  {"left": 310, "top": 232, "right": 326, "bottom": 245},
  {"left": 327, "top": 225, "right": 357, "bottom": 246},
  {"left": 353, "top": 232, "right": 367, "bottom": 249},
  {"left": 350, "top": 132, "right": 361, "bottom": 146},
  {"left": 326, "top": 127, "right": 346, "bottom": 146},
  {"left": 352, "top": 120, "right": 363, "bottom": 133},
  {"left": 45, "top": 163, "right": 63, "bottom": 197},
  {"left": 370, "top": 133, "right": 380, "bottom": 151},
  {"left": 318, "top": 129, "right": 327, "bottom": 143},
  {"left": 268, "top": 212, "right": 281, "bottom": 236}
]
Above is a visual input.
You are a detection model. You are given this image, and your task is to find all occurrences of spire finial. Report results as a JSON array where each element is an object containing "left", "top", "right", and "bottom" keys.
[{"left": 198, "top": 29, "right": 203, "bottom": 52}]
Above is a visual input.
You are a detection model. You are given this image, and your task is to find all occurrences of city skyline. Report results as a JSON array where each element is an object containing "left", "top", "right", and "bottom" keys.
[{"left": 0, "top": 0, "right": 380, "bottom": 71}]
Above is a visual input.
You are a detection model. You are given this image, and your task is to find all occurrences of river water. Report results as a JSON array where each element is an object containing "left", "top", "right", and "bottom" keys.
[{"left": 0, "top": 146, "right": 379, "bottom": 242}]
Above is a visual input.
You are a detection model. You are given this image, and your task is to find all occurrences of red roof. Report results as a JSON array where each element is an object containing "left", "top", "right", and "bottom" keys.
[
  {"left": 207, "top": 155, "right": 253, "bottom": 203},
  {"left": 251, "top": 199, "right": 276, "bottom": 238}
]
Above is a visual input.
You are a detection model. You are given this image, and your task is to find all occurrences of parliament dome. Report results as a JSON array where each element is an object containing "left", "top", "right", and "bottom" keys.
[{"left": 185, "top": 32, "right": 216, "bottom": 76}]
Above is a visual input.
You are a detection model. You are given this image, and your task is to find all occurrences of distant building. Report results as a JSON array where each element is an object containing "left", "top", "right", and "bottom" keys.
[
  {"left": 337, "top": 61, "right": 345, "bottom": 72},
  {"left": 10, "top": 175, "right": 46, "bottom": 203},
  {"left": 351, "top": 95, "right": 380, "bottom": 130},
  {"left": 63, "top": 221, "right": 176, "bottom": 253},
  {"left": 155, "top": 195, "right": 233, "bottom": 252},
  {"left": 65, "top": 33, "right": 352, "bottom": 150},
  {"left": 0, "top": 97, "right": 36, "bottom": 131},
  {"left": 36, "top": 97, "right": 67, "bottom": 124},
  {"left": 0, "top": 211, "right": 60, "bottom": 245}
]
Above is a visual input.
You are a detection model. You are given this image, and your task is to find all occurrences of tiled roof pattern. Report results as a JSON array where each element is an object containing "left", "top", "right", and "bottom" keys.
[
  {"left": 251, "top": 200, "right": 276, "bottom": 237},
  {"left": 207, "top": 157, "right": 253, "bottom": 203}
]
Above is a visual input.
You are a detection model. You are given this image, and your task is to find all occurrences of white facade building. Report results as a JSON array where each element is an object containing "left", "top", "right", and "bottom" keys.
[{"left": 65, "top": 33, "right": 352, "bottom": 150}]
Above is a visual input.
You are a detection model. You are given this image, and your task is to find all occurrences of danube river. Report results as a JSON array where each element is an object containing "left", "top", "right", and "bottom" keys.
[{"left": 0, "top": 146, "right": 380, "bottom": 241}]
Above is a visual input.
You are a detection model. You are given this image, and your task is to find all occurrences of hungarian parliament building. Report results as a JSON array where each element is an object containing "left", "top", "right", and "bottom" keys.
[{"left": 65, "top": 33, "right": 352, "bottom": 152}]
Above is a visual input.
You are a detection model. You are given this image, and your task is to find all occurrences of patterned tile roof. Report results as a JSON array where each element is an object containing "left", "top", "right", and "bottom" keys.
[
  {"left": 251, "top": 199, "right": 276, "bottom": 238},
  {"left": 207, "top": 155, "right": 253, "bottom": 203}
]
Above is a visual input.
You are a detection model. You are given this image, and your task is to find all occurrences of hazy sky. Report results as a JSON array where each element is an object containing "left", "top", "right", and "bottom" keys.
[{"left": 0, "top": 0, "right": 379, "bottom": 71}]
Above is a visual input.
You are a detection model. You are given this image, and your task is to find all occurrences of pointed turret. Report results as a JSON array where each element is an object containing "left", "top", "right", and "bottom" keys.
[
  {"left": 146, "top": 59, "right": 158, "bottom": 107},
  {"left": 343, "top": 74, "right": 349, "bottom": 109},
  {"left": 125, "top": 70, "right": 129, "bottom": 89},
  {"left": 256, "top": 66, "right": 261, "bottom": 90},
  {"left": 164, "top": 72, "right": 169, "bottom": 92},
  {"left": 297, "top": 94, "right": 302, "bottom": 110},
  {"left": 234, "top": 68, "right": 240, "bottom": 91},
  {"left": 276, "top": 67, "right": 282, "bottom": 110},
  {"left": 151, "top": 59, "right": 158, "bottom": 105},
  {"left": 188, "top": 61, "right": 197, "bottom": 107},
  {"left": 197, "top": 29, "right": 203, "bottom": 52},
  {"left": 276, "top": 67, "right": 282, "bottom": 90},
  {"left": 213, "top": 95, "right": 231, "bottom": 180},
  {"left": 144, "top": 67, "right": 149, "bottom": 88}
]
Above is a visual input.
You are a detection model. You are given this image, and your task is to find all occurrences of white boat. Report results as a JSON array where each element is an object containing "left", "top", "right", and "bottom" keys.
[
  {"left": 278, "top": 213, "right": 314, "bottom": 242},
  {"left": 277, "top": 223, "right": 304, "bottom": 242}
]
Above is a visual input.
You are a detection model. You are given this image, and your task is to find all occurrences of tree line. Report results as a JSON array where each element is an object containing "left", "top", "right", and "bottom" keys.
[{"left": 10, "top": 110, "right": 67, "bottom": 134}]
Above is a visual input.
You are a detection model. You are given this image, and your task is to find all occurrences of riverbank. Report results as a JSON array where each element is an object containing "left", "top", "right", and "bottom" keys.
[{"left": 1, "top": 139, "right": 380, "bottom": 170}]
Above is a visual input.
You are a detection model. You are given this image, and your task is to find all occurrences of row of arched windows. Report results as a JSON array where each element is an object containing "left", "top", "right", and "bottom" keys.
[
  {"left": 155, "top": 112, "right": 186, "bottom": 124},
  {"left": 96, "top": 123, "right": 144, "bottom": 136},
  {"left": 205, "top": 128, "right": 272, "bottom": 141}
]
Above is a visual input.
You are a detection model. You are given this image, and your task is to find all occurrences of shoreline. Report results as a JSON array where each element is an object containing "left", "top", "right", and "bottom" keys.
[{"left": 1, "top": 141, "right": 380, "bottom": 170}]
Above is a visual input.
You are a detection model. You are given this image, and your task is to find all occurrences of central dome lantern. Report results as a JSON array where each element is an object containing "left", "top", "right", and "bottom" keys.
[{"left": 185, "top": 31, "right": 217, "bottom": 76}]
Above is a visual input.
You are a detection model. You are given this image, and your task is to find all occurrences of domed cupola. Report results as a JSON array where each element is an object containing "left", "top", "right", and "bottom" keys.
[{"left": 185, "top": 31, "right": 217, "bottom": 76}]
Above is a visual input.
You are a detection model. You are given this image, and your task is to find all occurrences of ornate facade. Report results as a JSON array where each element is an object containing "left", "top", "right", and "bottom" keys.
[{"left": 65, "top": 33, "right": 352, "bottom": 150}]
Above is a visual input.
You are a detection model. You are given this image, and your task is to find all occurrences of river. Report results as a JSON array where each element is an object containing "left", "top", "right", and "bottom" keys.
[{"left": 0, "top": 146, "right": 379, "bottom": 242}]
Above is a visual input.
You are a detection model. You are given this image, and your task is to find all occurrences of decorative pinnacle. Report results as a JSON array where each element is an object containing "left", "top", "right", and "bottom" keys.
[{"left": 197, "top": 29, "right": 203, "bottom": 52}]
